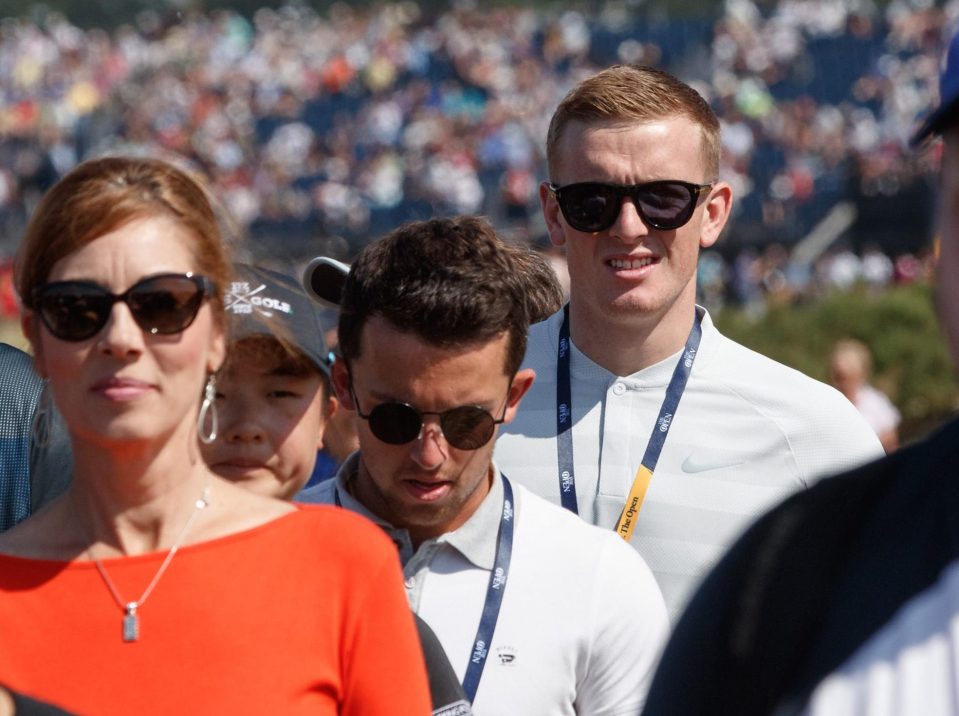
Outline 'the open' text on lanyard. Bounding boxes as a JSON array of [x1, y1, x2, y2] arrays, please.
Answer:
[[555, 304, 703, 542]]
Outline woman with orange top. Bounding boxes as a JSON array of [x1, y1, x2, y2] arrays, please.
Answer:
[[0, 156, 431, 716]]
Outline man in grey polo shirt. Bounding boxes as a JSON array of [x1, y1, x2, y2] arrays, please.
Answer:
[[299, 216, 668, 715], [494, 64, 883, 620]]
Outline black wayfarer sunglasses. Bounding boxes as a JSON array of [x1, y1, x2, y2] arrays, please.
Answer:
[[33, 272, 215, 342], [349, 384, 509, 451], [547, 179, 713, 233]]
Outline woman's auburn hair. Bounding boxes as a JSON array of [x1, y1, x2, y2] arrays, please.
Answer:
[[15, 155, 231, 324]]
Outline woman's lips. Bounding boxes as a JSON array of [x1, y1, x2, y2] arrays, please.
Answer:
[[91, 377, 154, 401]]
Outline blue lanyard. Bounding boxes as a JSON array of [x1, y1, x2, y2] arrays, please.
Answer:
[[461, 475, 514, 704], [556, 306, 579, 513], [555, 305, 703, 519], [335, 474, 514, 705]]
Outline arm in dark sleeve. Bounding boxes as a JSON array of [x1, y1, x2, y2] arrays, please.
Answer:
[[6, 685, 76, 716], [642, 511, 769, 716], [644, 459, 889, 716]]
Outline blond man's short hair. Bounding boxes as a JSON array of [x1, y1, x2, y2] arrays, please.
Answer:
[[546, 65, 720, 181]]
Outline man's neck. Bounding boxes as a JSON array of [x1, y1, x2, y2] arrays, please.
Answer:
[[352, 458, 496, 551], [567, 297, 699, 377]]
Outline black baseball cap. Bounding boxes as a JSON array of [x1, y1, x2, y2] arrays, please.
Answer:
[[913, 28, 959, 144], [225, 263, 332, 376]]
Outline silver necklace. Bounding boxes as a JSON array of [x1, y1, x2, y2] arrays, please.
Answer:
[[87, 485, 211, 643]]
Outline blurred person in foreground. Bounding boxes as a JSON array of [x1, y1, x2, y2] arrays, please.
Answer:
[[207, 261, 470, 715], [494, 64, 883, 620], [642, 28, 959, 715], [299, 217, 668, 715], [0, 344, 71, 532], [0, 156, 430, 714], [830, 337, 901, 452]]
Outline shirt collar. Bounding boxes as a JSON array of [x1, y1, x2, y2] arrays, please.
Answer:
[[331, 454, 415, 563], [554, 303, 715, 385], [441, 467, 503, 571]]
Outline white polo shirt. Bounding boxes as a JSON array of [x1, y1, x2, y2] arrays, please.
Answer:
[[299, 456, 669, 716], [495, 307, 884, 620]]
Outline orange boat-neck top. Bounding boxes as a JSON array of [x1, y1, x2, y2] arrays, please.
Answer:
[[0, 504, 431, 715]]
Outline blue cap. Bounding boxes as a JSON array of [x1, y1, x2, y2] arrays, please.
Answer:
[[913, 28, 959, 144], [225, 263, 332, 376]]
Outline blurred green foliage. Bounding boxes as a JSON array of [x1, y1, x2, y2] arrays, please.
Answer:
[[715, 282, 958, 445]]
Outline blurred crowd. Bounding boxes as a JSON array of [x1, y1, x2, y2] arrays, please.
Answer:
[[0, 0, 954, 291], [698, 240, 934, 316]]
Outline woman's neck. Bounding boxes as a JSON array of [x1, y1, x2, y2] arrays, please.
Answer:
[[68, 426, 212, 556]]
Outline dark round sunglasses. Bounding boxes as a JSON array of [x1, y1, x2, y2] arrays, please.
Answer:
[[32, 272, 215, 342], [547, 180, 713, 233], [349, 384, 508, 451]]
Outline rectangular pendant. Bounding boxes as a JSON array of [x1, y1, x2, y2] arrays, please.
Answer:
[[122, 607, 139, 643]]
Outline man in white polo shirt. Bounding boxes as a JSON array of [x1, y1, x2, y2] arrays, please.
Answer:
[[299, 216, 668, 715], [494, 65, 883, 620]]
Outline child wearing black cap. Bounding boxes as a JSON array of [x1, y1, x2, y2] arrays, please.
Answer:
[[202, 263, 334, 499]]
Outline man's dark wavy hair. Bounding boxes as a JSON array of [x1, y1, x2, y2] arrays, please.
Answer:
[[338, 216, 530, 377]]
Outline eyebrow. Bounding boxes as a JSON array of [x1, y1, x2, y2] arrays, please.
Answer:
[[266, 362, 314, 378], [364, 388, 495, 411]]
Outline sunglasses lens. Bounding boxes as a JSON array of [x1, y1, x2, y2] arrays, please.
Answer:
[[36, 285, 111, 341], [637, 182, 695, 229], [556, 181, 703, 232], [34, 274, 210, 342], [440, 406, 496, 450], [560, 184, 621, 232], [128, 276, 205, 335], [368, 402, 423, 445]]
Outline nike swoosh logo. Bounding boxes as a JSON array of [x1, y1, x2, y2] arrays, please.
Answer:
[[681, 454, 745, 474]]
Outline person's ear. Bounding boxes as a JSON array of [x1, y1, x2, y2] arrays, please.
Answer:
[[541, 182, 568, 248], [699, 181, 733, 249], [207, 320, 227, 374], [331, 360, 355, 410], [503, 368, 536, 424], [326, 392, 341, 420]]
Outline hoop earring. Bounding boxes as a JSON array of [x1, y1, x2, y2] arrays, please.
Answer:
[[31, 380, 54, 450], [197, 374, 218, 445]]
